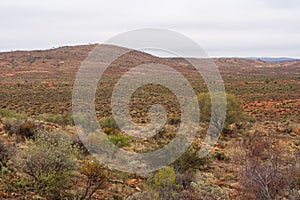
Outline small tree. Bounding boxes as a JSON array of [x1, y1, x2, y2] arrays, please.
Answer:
[[150, 166, 176, 189], [80, 160, 109, 200], [197, 92, 243, 131], [19, 131, 81, 198], [239, 133, 296, 200], [147, 166, 178, 199]]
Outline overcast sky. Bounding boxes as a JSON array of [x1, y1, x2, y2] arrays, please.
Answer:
[[0, 0, 299, 57]]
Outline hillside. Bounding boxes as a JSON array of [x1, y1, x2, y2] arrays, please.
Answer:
[[0, 44, 299, 122], [0, 44, 299, 199], [1, 45, 300, 82]]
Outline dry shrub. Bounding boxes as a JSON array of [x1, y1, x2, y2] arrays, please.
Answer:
[[167, 117, 181, 126], [190, 172, 229, 200], [4, 119, 39, 139], [16, 120, 38, 139], [238, 132, 296, 200], [3, 131, 82, 198], [0, 138, 9, 169], [79, 160, 109, 200], [3, 119, 18, 135]]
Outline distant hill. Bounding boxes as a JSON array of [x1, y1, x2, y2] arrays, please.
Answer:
[[0, 44, 299, 84], [245, 57, 299, 62]]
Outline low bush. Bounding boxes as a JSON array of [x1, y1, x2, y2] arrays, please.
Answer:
[[0, 166, 33, 194], [137, 167, 209, 200], [149, 166, 176, 189], [38, 113, 74, 126], [71, 134, 90, 155], [108, 132, 131, 148], [190, 172, 229, 199], [175, 171, 194, 191], [16, 120, 38, 139], [238, 133, 297, 199], [0, 109, 17, 118], [4, 119, 39, 139], [167, 117, 181, 126], [16, 131, 81, 198], [79, 160, 109, 200], [172, 144, 211, 173], [146, 166, 179, 199], [3, 118, 18, 135], [0, 138, 9, 169], [100, 117, 124, 130], [197, 92, 245, 131], [213, 149, 228, 161], [0, 109, 26, 120]]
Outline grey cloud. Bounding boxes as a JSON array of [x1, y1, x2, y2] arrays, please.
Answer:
[[0, 0, 299, 57]]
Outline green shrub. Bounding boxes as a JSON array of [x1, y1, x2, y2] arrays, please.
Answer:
[[0, 109, 17, 118], [71, 134, 90, 155], [149, 166, 176, 189], [172, 144, 211, 173], [143, 167, 198, 200], [73, 112, 97, 131], [100, 117, 124, 130], [108, 132, 131, 148], [242, 112, 256, 123], [197, 92, 244, 130], [146, 166, 180, 199], [18, 131, 81, 198], [0, 166, 33, 194], [0, 109, 26, 120], [38, 113, 74, 126]]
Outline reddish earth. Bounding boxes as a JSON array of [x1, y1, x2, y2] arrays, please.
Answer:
[[0, 44, 299, 199], [0, 44, 299, 122], [243, 99, 299, 121]]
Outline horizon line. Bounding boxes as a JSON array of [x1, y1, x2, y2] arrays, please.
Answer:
[[0, 44, 299, 59]]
